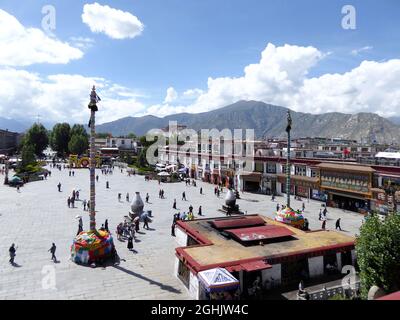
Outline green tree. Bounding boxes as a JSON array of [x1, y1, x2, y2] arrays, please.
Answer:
[[356, 214, 400, 298], [25, 123, 49, 156], [96, 132, 111, 139], [127, 133, 137, 140], [137, 148, 148, 167], [70, 124, 88, 138], [68, 134, 89, 155], [19, 143, 36, 169], [50, 123, 70, 156]]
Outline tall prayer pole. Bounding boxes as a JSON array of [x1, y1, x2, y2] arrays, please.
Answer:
[[88, 86, 100, 231], [286, 110, 292, 209]]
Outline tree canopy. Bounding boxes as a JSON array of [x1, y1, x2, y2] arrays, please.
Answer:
[[50, 123, 71, 156], [356, 214, 400, 298], [68, 134, 89, 155], [24, 123, 49, 156]]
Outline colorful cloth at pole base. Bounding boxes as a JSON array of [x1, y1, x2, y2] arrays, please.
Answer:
[[274, 207, 305, 229], [71, 230, 115, 265]]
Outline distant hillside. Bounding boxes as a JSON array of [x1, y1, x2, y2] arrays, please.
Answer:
[[95, 100, 400, 144], [0, 117, 29, 133]]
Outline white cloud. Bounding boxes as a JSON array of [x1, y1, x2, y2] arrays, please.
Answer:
[[0, 9, 83, 66], [157, 43, 400, 119], [164, 87, 178, 103], [82, 2, 144, 40], [351, 46, 373, 56], [69, 36, 95, 49], [0, 68, 146, 125], [183, 88, 204, 99]]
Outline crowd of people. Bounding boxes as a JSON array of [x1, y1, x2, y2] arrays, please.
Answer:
[[6, 160, 349, 269]]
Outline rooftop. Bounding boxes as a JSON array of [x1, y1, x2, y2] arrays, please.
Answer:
[[176, 215, 355, 273], [316, 163, 376, 173]]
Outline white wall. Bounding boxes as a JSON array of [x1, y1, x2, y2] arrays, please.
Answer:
[[189, 272, 200, 300], [276, 182, 282, 195], [336, 252, 342, 271], [308, 256, 324, 278], [175, 226, 188, 247], [351, 250, 356, 265], [174, 256, 180, 276]]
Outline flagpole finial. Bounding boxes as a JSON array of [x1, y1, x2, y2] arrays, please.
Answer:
[[88, 85, 100, 112]]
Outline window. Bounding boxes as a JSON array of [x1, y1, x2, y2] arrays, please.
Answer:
[[295, 166, 306, 176], [267, 163, 277, 174], [255, 162, 263, 173]]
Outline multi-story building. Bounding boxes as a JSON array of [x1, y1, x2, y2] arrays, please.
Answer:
[[0, 129, 21, 155], [159, 143, 400, 215]]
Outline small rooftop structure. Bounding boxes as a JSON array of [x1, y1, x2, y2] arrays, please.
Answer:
[[175, 215, 355, 273]]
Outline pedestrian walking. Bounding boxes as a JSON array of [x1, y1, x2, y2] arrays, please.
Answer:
[[198, 206, 202, 216], [48, 243, 57, 262], [171, 222, 176, 237], [67, 197, 71, 208], [335, 218, 342, 231], [189, 205, 193, 213], [302, 202, 305, 212], [322, 220, 326, 230], [143, 216, 150, 230], [71, 197, 75, 208], [83, 199, 87, 211], [146, 193, 149, 203], [106, 181, 109, 189], [77, 218, 83, 235], [105, 219, 109, 232], [127, 236, 134, 251], [96, 175, 99, 182], [57, 182, 61, 192], [182, 191, 186, 201], [9, 243, 16, 264], [200, 187, 203, 195], [173, 199, 177, 209]]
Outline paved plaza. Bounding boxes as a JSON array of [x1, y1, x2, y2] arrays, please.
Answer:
[[0, 166, 364, 300]]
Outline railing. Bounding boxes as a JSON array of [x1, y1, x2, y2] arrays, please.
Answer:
[[300, 281, 361, 300]]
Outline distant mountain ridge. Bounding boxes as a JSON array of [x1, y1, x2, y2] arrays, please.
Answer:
[[96, 101, 400, 144]]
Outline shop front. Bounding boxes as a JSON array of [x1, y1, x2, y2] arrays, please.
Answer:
[[317, 163, 374, 214], [239, 172, 262, 192], [277, 174, 319, 199], [261, 173, 277, 195]]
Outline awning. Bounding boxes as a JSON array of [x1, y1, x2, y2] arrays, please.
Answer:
[[198, 268, 239, 293], [240, 260, 272, 272]]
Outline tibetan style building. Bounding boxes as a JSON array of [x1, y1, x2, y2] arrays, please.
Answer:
[[174, 215, 356, 300]]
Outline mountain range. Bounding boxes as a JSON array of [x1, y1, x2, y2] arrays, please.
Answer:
[[95, 101, 400, 144], [1, 101, 400, 144]]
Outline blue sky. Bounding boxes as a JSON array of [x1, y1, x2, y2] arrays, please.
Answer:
[[0, 0, 400, 124]]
